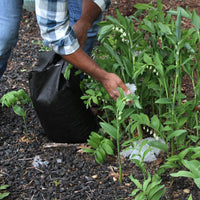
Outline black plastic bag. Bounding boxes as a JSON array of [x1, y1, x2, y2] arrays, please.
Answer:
[[29, 51, 98, 143]]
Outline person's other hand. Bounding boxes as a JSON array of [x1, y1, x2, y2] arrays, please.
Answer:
[[100, 72, 129, 100]]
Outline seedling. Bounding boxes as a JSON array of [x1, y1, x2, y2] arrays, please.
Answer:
[[0, 89, 31, 135], [0, 185, 10, 199]]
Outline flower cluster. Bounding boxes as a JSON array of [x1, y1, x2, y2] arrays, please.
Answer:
[[112, 26, 128, 43], [146, 66, 159, 76]]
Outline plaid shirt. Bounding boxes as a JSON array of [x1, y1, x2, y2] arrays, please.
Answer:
[[35, 0, 110, 55]]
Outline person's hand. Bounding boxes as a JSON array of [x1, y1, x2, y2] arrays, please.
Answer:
[[100, 72, 129, 100]]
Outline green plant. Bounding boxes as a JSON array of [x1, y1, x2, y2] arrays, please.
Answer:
[[0, 185, 10, 199], [53, 180, 61, 187], [188, 194, 193, 200], [93, 0, 200, 155], [82, 131, 115, 164], [129, 173, 166, 200], [84, 88, 141, 183], [0, 89, 31, 134], [170, 159, 200, 189], [81, 0, 200, 192], [31, 39, 52, 52], [124, 140, 153, 176]]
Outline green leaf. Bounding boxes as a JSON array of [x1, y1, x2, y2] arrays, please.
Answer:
[[157, 0, 163, 12], [192, 9, 200, 32], [116, 99, 125, 113], [95, 149, 104, 164], [151, 115, 160, 131], [13, 105, 25, 117], [143, 53, 153, 65], [134, 3, 153, 10], [143, 19, 155, 33], [100, 122, 117, 140], [0, 193, 10, 200], [105, 138, 116, 149], [129, 175, 143, 189], [146, 180, 161, 195], [129, 188, 140, 197], [0, 185, 9, 190], [167, 130, 187, 142], [98, 148, 106, 159], [148, 141, 168, 153], [194, 178, 200, 189], [134, 99, 142, 109], [157, 22, 172, 35], [182, 160, 200, 177], [170, 171, 194, 178], [106, 15, 121, 26], [184, 43, 195, 53], [98, 24, 113, 37], [135, 191, 146, 200], [155, 98, 172, 104], [102, 143, 114, 156], [89, 133, 102, 146], [82, 148, 95, 154], [150, 187, 166, 200], [64, 64, 73, 80], [122, 56, 133, 77], [92, 96, 98, 105], [188, 194, 193, 200], [148, 185, 165, 200], [143, 172, 151, 191], [86, 89, 95, 96], [104, 43, 123, 66], [176, 10, 181, 41], [154, 53, 164, 77], [88, 139, 99, 149], [168, 7, 192, 19]]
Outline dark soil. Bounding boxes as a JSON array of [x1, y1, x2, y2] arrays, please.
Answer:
[[1, 1, 200, 199]]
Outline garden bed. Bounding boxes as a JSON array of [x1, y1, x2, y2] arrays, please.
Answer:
[[1, 1, 200, 199]]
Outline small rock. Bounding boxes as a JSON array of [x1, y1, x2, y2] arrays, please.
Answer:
[[183, 189, 190, 194], [92, 174, 98, 179]]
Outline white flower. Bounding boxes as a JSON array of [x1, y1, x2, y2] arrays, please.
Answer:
[[125, 83, 137, 95], [123, 32, 127, 37], [118, 116, 122, 120], [120, 28, 123, 33], [153, 133, 159, 140]]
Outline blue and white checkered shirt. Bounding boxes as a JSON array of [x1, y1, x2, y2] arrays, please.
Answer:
[[35, 0, 110, 55]]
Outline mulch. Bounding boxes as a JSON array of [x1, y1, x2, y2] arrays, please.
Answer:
[[1, 1, 200, 199]]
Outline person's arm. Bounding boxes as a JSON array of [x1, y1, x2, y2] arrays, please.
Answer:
[[72, 0, 102, 49], [62, 48, 129, 100], [63, 0, 129, 99], [36, 0, 128, 99]]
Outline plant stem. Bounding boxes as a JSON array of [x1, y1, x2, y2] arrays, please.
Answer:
[[116, 117, 122, 183], [23, 116, 28, 135]]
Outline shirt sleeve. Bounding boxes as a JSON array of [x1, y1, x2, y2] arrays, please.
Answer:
[[35, 0, 110, 56], [93, 0, 110, 12]]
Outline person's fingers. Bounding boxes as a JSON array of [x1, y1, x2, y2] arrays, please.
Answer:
[[118, 81, 130, 95]]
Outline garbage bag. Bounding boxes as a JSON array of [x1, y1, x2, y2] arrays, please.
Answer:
[[29, 51, 98, 143]]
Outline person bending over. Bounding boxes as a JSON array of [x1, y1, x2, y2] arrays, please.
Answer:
[[35, 0, 129, 100]]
